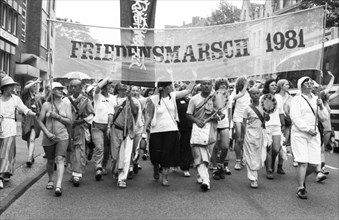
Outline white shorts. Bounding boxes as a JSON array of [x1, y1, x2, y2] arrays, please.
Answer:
[[266, 125, 282, 136], [291, 130, 321, 164]]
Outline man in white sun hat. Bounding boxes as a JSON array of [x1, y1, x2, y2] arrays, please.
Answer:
[[290, 76, 329, 200]]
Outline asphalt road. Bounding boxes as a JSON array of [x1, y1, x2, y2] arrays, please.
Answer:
[[1, 152, 338, 219]]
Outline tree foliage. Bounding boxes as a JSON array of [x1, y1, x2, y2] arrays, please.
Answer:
[[207, 0, 241, 25], [300, 0, 339, 27]]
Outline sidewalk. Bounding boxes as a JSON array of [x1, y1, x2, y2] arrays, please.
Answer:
[[0, 119, 46, 214]]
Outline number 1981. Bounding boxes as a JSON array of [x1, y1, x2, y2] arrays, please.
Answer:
[[266, 29, 305, 52]]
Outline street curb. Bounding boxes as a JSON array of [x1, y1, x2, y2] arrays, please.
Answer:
[[0, 166, 46, 215]]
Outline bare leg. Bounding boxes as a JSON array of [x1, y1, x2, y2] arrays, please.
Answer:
[[46, 159, 54, 182], [27, 129, 36, 163], [55, 156, 65, 188], [297, 163, 307, 189]]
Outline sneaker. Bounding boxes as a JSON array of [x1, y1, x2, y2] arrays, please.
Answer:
[[117, 180, 127, 188], [292, 161, 298, 167], [102, 168, 108, 175], [250, 181, 258, 189], [95, 169, 102, 181], [183, 171, 191, 177], [73, 177, 80, 187], [266, 171, 274, 180], [316, 172, 327, 183], [200, 181, 210, 191], [296, 188, 308, 199], [225, 166, 232, 175], [234, 161, 241, 170]]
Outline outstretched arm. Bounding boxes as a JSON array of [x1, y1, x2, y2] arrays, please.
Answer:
[[322, 71, 335, 95]]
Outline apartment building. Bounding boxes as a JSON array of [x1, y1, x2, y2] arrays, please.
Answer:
[[0, 0, 55, 89]]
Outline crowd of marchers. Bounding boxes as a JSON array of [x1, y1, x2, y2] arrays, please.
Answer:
[[0, 69, 338, 200]]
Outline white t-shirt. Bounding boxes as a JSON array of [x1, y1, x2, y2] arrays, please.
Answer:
[[262, 94, 284, 126], [150, 92, 178, 133], [93, 93, 114, 124], [232, 90, 251, 119]]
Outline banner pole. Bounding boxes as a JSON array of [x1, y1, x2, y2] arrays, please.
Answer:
[[315, 3, 327, 131], [47, 19, 54, 133]]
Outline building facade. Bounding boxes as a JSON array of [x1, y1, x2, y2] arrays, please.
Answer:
[[0, 0, 55, 90]]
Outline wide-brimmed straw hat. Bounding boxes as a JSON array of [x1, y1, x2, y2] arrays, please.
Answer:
[[0, 76, 18, 88]]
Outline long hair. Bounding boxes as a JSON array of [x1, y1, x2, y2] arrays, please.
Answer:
[[276, 79, 289, 94], [235, 77, 247, 94], [262, 78, 276, 95]]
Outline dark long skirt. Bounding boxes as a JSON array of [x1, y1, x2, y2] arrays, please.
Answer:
[[149, 131, 180, 168]]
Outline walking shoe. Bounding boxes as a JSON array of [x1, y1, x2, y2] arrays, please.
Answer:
[[292, 161, 298, 167], [212, 170, 220, 180], [183, 171, 191, 177], [321, 167, 329, 175], [250, 181, 258, 189], [316, 172, 327, 183], [73, 177, 80, 187], [296, 188, 308, 199], [127, 170, 134, 180], [117, 181, 127, 188], [54, 187, 62, 197], [234, 161, 241, 170], [95, 169, 102, 181], [102, 168, 108, 175], [217, 164, 225, 179], [133, 163, 139, 174], [266, 171, 274, 180], [200, 181, 210, 191], [225, 166, 232, 175], [153, 165, 160, 180], [277, 166, 286, 175]]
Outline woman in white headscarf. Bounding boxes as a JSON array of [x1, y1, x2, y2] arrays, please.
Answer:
[[290, 76, 329, 200]]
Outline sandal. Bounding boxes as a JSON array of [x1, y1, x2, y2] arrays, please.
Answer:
[[46, 181, 54, 190], [55, 187, 62, 197]]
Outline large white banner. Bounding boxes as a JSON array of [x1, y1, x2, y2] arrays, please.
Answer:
[[53, 7, 324, 82]]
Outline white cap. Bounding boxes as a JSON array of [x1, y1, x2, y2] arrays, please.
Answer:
[[297, 76, 311, 90], [52, 82, 64, 89]]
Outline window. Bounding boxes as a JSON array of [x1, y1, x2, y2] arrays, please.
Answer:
[[0, 51, 11, 73], [21, 7, 27, 42], [1, 5, 7, 29], [42, 0, 49, 14], [41, 24, 48, 48], [12, 13, 17, 35], [7, 10, 12, 33]]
